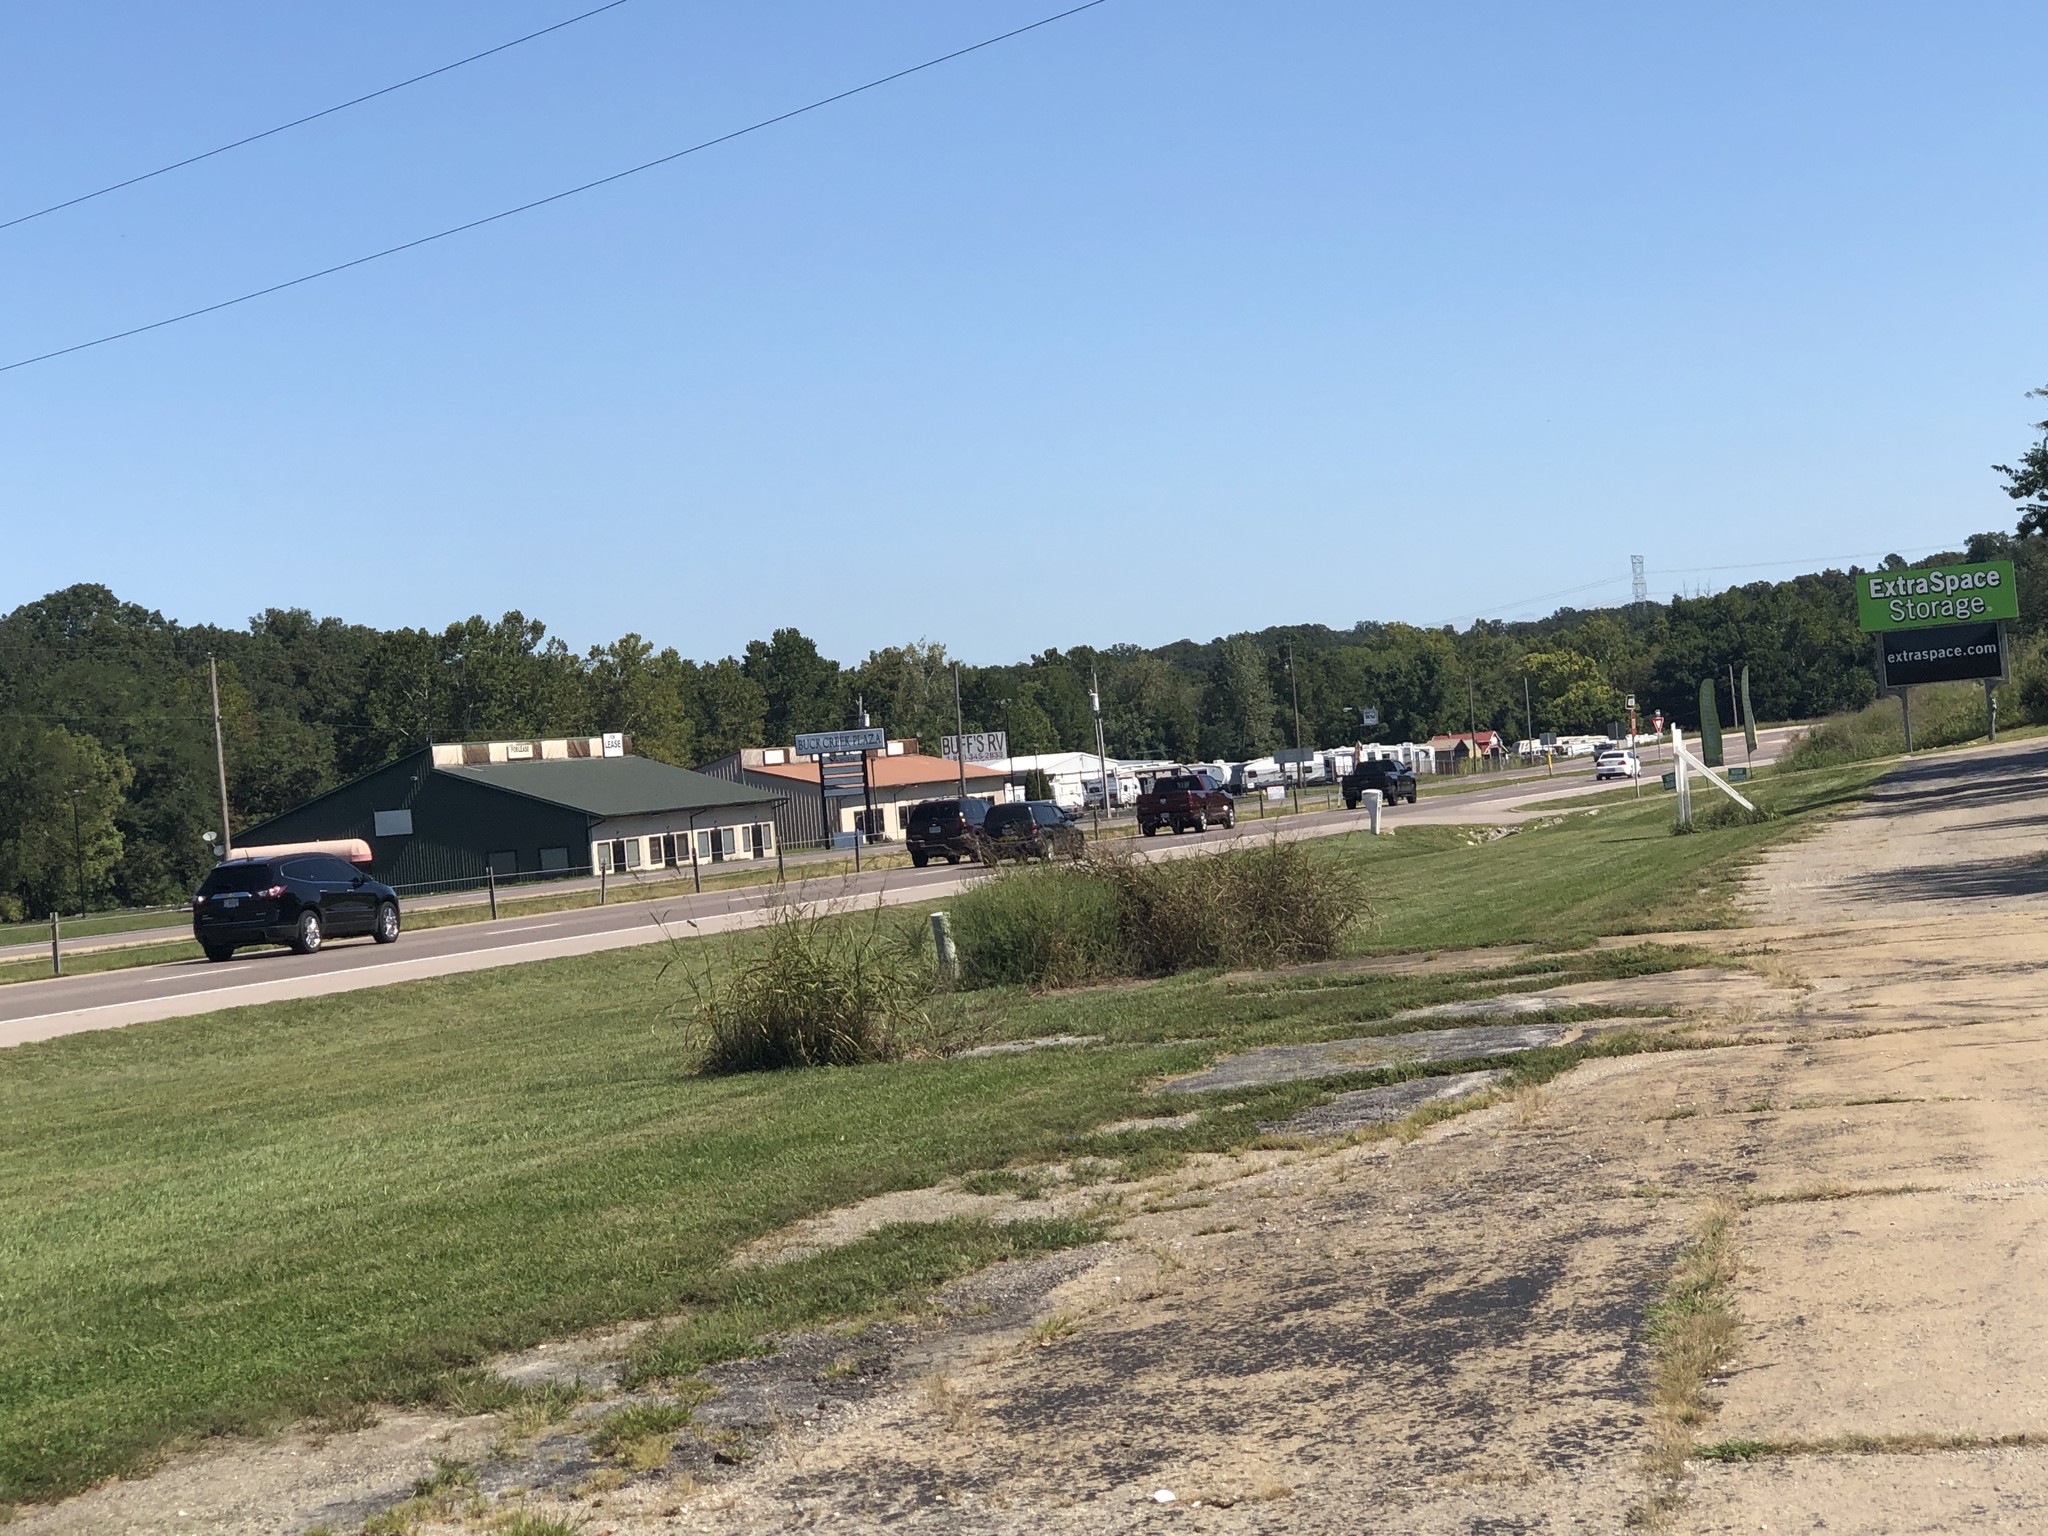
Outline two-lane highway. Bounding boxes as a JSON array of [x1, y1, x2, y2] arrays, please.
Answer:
[[0, 725, 1802, 1049]]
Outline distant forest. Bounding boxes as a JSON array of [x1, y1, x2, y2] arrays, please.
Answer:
[[5, 529, 2046, 916]]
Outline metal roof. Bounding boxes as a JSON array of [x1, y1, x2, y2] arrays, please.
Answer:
[[438, 755, 784, 818]]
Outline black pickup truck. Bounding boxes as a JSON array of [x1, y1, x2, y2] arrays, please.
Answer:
[[1342, 759, 1417, 808]]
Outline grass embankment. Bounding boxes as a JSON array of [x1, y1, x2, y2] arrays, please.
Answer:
[[1785, 683, 2040, 769], [0, 760, 1879, 1506]]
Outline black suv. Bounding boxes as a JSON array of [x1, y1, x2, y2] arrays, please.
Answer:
[[980, 800, 1085, 863], [905, 798, 993, 867], [1342, 759, 1418, 808], [192, 855, 402, 961]]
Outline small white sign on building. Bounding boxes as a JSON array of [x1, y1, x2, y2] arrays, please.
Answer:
[[601, 732, 625, 758]]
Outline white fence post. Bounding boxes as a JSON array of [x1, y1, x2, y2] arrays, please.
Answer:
[[1673, 725, 1691, 827]]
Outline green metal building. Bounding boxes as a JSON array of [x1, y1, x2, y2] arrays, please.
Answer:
[[236, 737, 785, 889]]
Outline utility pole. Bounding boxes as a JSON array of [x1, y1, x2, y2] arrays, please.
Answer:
[[952, 663, 967, 801], [1287, 642, 1305, 810], [1090, 668, 1111, 828], [1523, 673, 1533, 746], [209, 655, 234, 859], [1467, 677, 1479, 775]]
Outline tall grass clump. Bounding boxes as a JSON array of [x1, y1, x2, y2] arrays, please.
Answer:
[[951, 837, 1368, 989], [1785, 680, 1999, 769], [679, 904, 927, 1073], [948, 861, 1124, 988]]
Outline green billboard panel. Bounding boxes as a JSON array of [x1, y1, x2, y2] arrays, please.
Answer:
[[1857, 560, 2018, 632]]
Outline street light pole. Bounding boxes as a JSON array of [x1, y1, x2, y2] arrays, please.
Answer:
[[209, 655, 234, 859], [952, 662, 968, 802]]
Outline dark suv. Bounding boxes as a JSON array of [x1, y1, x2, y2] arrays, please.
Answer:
[[905, 798, 993, 867], [1342, 759, 1418, 808], [192, 855, 401, 961], [981, 800, 1084, 863]]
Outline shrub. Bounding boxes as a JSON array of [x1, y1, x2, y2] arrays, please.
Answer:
[[949, 862, 1124, 988], [680, 904, 927, 1073], [949, 836, 1368, 989], [1785, 680, 1998, 770]]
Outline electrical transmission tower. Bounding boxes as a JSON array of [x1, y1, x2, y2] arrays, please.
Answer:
[[1630, 554, 1647, 606]]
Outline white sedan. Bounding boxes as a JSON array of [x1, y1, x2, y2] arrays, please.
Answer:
[[1594, 750, 1641, 780]]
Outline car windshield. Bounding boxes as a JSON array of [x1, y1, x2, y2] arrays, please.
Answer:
[[198, 863, 274, 896]]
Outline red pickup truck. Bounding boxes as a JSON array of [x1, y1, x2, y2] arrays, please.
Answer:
[[1137, 771, 1237, 836]]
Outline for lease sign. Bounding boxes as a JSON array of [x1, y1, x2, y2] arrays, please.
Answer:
[[1856, 560, 2019, 632]]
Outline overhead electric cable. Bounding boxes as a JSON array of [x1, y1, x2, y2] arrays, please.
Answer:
[[1458, 543, 1958, 625], [0, 0, 634, 233], [0, 0, 1109, 376]]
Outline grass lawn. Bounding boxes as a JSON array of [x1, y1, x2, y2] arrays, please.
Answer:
[[0, 759, 1882, 1507]]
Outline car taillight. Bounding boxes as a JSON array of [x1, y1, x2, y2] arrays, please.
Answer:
[[255, 885, 286, 900]]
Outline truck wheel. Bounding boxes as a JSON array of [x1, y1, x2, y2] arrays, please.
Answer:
[[911, 850, 929, 867], [290, 910, 323, 955], [1191, 813, 1207, 833], [1142, 822, 1158, 837], [1221, 807, 1236, 828], [202, 944, 235, 963]]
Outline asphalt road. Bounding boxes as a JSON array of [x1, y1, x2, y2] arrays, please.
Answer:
[[0, 727, 1800, 1048]]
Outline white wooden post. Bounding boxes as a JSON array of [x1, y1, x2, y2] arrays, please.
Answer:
[[1673, 725, 1691, 827]]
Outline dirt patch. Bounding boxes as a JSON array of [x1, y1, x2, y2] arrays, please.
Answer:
[[1159, 1021, 1607, 1094], [1261, 1070, 1503, 1135]]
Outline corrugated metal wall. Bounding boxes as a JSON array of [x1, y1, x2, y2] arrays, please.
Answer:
[[697, 759, 832, 847]]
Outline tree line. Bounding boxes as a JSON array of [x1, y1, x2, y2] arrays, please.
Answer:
[[5, 529, 2047, 918]]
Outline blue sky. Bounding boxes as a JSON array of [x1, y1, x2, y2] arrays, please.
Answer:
[[3, 2, 2043, 662]]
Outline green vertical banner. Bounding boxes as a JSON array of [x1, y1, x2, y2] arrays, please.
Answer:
[[1740, 665, 1757, 754], [1699, 679, 1724, 767]]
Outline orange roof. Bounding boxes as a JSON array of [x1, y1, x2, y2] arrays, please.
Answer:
[[748, 753, 1006, 790]]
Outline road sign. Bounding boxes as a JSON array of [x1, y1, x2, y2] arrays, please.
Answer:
[[795, 728, 887, 757], [940, 731, 1009, 764], [1876, 623, 2008, 687], [1362, 707, 1380, 727], [1857, 560, 2018, 633], [601, 731, 624, 758]]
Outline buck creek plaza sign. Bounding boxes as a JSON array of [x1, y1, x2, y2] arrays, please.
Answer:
[[1857, 560, 2019, 632]]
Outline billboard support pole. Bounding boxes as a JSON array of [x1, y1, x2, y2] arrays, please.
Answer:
[[1901, 688, 1913, 753], [1988, 678, 1999, 743]]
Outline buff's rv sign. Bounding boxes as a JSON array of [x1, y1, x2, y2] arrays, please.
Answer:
[[1856, 560, 2019, 633]]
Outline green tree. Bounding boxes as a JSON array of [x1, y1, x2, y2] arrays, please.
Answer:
[[0, 723, 131, 916], [1201, 636, 1277, 759], [743, 629, 844, 743], [1995, 385, 2048, 537], [1524, 649, 1624, 734]]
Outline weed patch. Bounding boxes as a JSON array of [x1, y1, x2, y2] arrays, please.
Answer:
[[678, 904, 928, 1073], [951, 838, 1367, 989], [1641, 1199, 1742, 1489]]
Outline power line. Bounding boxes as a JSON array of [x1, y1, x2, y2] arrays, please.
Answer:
[[0, 1, 635, 234], [0, 1, 1112, 376], [1459, 542, 1956, 625]]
